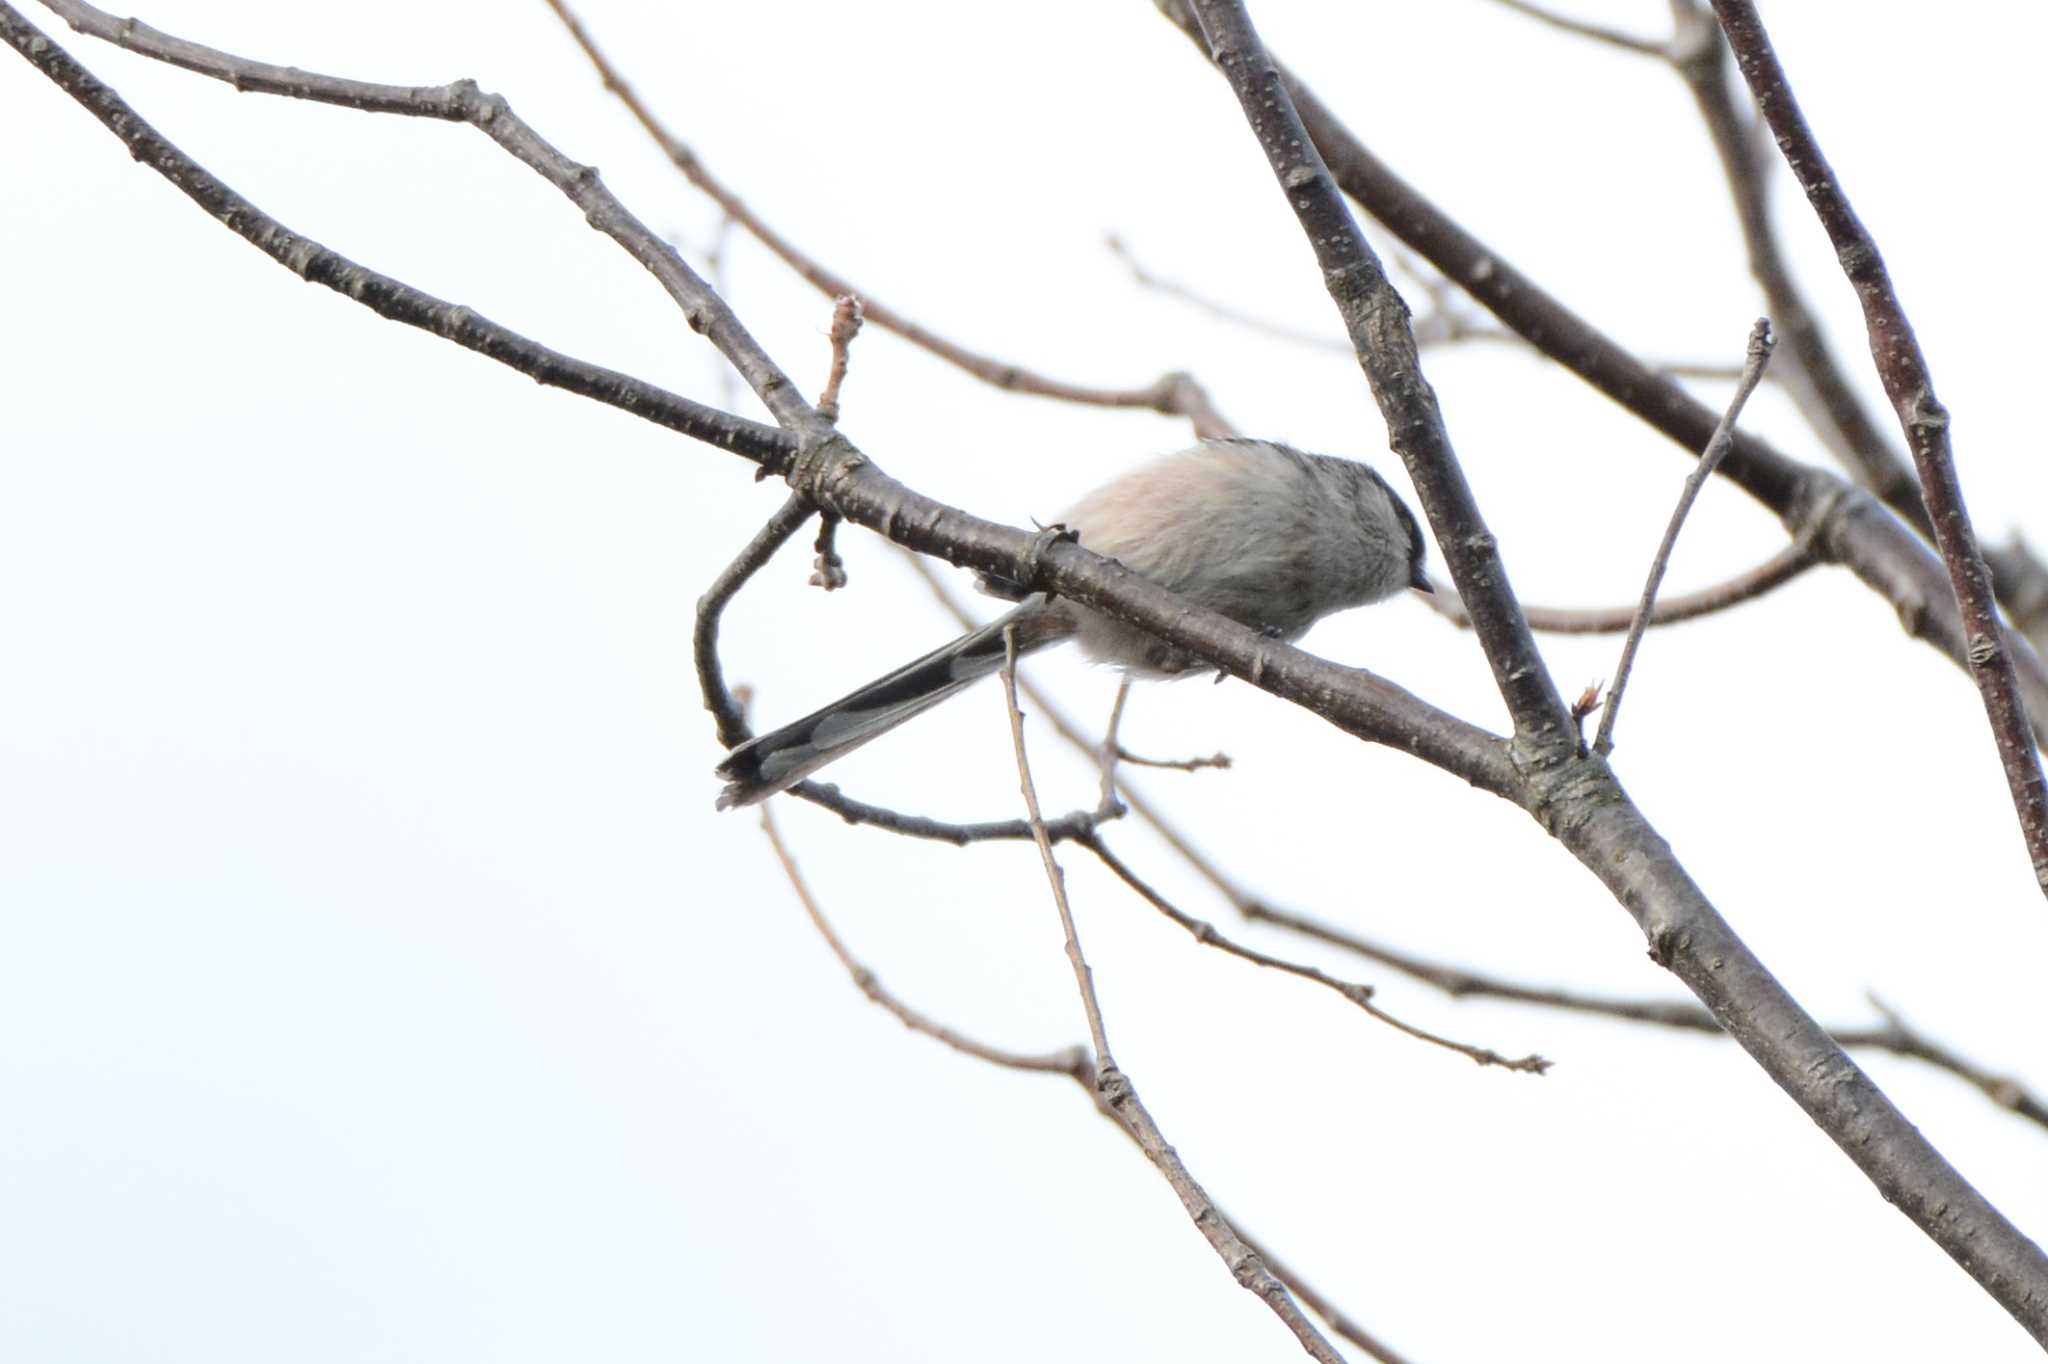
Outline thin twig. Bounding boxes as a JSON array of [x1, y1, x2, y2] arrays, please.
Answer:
[[998, 629, 1349, 1364], [1002, 628, 1116, 1066], [696, 494, 819, 745], [761, 801, 1090, 1076], [1106, 233, 1351, 352], [34, 0, 820, 437], [1710, 0, 2048, 896], [1114, 744, 1233, 772], [1242, 900, 2048, 1134], [1483, 0, 1667, 55], [815, 293, 862, 424], [766, 794, 1412, 1362], [1082, 835, 1548, 1074], [543, 0, 1238, 439], [1424, 526, 1822, 635], [1595, 319, 1775, 754]]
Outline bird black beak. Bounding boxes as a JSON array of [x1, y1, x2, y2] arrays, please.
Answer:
[[1410, 566, 1435, 594]]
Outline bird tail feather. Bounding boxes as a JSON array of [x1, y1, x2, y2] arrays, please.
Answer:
[[715, 601, 1071, 808]]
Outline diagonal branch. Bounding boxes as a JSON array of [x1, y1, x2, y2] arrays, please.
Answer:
[[1239, 35, 2048, 754], [1247, 900, 2048, 1135], [541, 0, 1238, 439], [1181, 0, 1575, 761], [1707, 0, 2048, 898], [1081, 834, 1548, 1073], [998, 636, 1348, 1364]]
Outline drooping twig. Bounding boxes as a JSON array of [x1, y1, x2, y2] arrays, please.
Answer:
[[1106, 232, 1351, 353], [760, 801, 1090, 1076], [1425, 527, 1821, 635], [542, 0, 1238, 439], [1081, 834, 1549, 1074], [998, 631, 1348, 1364], [696, 498, 1120, 844], [1156, 1, 2048, 1336], [1595, 319, 1775, 755], [696, 494, 819, 745], [1709, 0, 2048, 897], [763, 797, 1414, 1363]]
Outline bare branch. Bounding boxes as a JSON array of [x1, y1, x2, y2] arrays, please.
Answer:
[[1482, 0, 1668, 56], [1595, 319, 1775, 754], [1424, 527, 1822, 635], [1709, 0, 2048, 898], [29, 0, 810, 456], [1660, 0, 1932, 528], [1182, 0, 1575, 759], [542, 0, 1238, 439], [696, 494, 819, 747], [998, 632, 1348, 1364], [1106, 233, 1352, 353], [1082, 836, 1548, 1073], [768, 794, 1414, 1362], [814, 294, 862, 425], [1240, 29, 2048, 753], [1244, 901, 2048, 1135], [760, 802, 1090, 1076]]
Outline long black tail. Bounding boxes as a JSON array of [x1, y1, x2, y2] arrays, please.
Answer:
[[715, 601, 1073, 808]]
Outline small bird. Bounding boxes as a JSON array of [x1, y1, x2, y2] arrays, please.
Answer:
[[714, 437, 1430, 808]]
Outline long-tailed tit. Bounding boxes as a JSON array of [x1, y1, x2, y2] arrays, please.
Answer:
[[715, 437, 1430, 808]]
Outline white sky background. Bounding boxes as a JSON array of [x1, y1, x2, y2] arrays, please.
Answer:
[[3, 1, 2046, 1359]]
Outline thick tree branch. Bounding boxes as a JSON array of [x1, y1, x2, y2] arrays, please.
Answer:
[[1707, 0, 2048, 896], [1183, 0, 1576, 763], [1244, 37, 2048, 752]]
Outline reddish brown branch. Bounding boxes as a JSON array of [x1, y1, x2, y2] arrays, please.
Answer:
[[1709, 0, 2048, 897]]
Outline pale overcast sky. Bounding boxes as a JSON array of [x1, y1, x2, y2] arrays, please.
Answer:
[[4, 3, 2046, 1360]]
